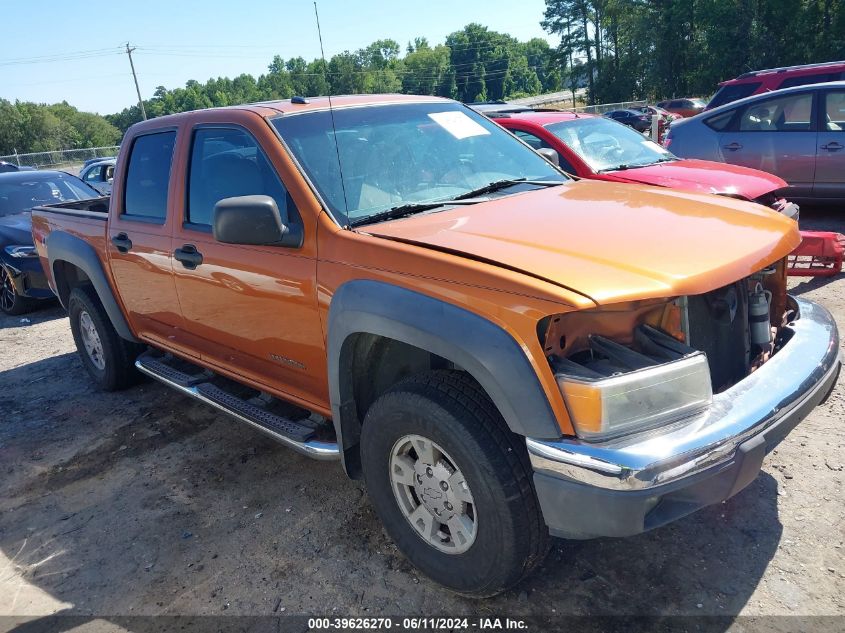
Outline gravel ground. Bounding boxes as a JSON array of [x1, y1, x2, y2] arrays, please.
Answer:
[[1, 209, 843, 627]]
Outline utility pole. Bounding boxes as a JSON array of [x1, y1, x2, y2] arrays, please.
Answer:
[[125, 43, 147, 120]]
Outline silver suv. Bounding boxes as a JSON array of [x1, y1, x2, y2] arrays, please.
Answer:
[[665, 81, 845, 204]]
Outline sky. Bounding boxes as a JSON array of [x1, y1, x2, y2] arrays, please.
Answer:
[[0, 0, 557, 115]]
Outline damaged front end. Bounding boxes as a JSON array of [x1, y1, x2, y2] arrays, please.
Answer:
[[540, 260, 792, 441], [528, 262, 839, 539]]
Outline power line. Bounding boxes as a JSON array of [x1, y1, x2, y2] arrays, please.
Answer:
[[0, 48, 124, 67]]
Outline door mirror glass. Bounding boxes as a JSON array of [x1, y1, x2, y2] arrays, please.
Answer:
[[212, 195, 303, 247]]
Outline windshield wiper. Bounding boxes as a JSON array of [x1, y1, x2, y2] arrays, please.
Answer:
[[451, 178, 564, 201], [598, 157, 677, 173], [598, 164, 634, 173], [350, 199, 484, 228], [350, 179, 564, 228]]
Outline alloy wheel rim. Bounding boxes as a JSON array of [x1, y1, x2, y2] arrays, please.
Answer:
[[1, 268, 15, 313], [79, 311, 106, 370], [389, 434, 477, 554]]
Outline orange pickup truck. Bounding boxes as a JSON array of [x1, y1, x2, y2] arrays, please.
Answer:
[[32, 94, 840, 596]]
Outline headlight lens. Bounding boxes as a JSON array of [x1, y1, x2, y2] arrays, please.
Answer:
[[4, 245, 38, 258], [557, 353, 713, 440]]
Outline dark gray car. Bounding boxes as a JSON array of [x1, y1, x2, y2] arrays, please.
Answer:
[[665, 81, 845, 203]]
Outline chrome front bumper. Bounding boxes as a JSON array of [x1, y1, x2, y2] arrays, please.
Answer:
[[528, 297, 840, 495]]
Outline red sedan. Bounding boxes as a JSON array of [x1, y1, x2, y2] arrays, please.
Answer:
[[489, 111, 796, 213]]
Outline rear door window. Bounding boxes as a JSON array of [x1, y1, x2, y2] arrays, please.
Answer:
[[123, 131, 176, 221], [738, 92, 814, 131], [824, 90, 845, 131]]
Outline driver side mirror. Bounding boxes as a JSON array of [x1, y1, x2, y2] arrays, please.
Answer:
[[213, 195, 303, 248], [537, 147, 560, 167]]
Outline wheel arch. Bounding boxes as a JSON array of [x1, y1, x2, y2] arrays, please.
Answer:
[[327, 280, 561, 477], [46, 231, 138, 342]]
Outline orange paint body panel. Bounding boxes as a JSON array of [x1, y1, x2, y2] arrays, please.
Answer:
[[30, 95, 801, 437]]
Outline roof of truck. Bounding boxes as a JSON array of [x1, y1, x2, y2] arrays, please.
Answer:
[[139, 94, 450, 128]]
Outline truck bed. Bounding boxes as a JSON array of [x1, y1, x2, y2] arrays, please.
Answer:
[[32, 196, 110, 220], [31, 197, 112, 299]]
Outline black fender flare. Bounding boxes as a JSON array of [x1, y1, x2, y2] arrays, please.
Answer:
[[46, 231, 138, 342], [327, 280, 561, 470]]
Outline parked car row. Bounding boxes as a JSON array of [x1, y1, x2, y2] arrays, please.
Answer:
[[471, 62, 845, 207], [474, 107, 797, 216]]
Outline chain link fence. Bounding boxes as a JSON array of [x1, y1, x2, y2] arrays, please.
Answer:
[[0, 146, 120, 173], [571, 100, 648, 114], [508, 90, 648, 114]]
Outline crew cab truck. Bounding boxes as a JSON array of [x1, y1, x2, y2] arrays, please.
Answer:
[[32, 95, 840, 597]]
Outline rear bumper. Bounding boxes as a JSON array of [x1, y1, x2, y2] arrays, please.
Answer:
[[528, 297, 840, 539]]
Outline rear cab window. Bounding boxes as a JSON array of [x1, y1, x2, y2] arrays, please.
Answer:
[[123, 131, 176, 222]]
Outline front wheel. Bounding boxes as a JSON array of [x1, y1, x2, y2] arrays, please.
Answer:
[[361, 370, 550, 597]]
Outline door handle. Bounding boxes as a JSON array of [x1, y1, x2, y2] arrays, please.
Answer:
[[174, 244, 203, 269], [723, 142, 743, 151], [821, 141, 844, 151], [111, 232, 132, 253]]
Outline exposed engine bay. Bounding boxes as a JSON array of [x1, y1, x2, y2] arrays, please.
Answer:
[[541, 258, 791, 394]]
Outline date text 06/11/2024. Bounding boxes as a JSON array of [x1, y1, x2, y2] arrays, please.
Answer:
[[306, 617, 528, 630]]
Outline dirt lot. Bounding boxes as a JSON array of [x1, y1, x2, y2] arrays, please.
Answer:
[[1, 209, 844, 627]]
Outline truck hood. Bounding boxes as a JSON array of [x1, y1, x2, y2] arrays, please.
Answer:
[[366, 180, 800, 305], [606, 159, 787, 201], [0, 212, 34, 247]]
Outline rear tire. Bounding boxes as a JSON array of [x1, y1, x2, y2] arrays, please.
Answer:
[[361, 370, 550, 597], [68, 285, 144, 391]]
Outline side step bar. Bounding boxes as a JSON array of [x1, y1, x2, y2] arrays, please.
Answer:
[[135, 355, 340, 461]]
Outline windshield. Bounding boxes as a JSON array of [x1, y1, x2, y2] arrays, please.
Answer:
[[272, 102, 567, 224], [0, 173, 99, 217], [545, 117, 676, 173]]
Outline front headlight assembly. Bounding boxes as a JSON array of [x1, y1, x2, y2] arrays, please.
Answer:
[[4, 245, 38, 258], [551, 326, 713, 441]]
